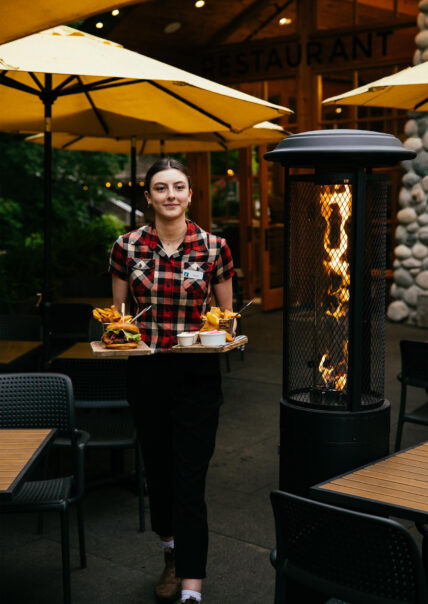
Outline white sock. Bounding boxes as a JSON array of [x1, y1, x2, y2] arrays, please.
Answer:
[[181, 589, 201, 602], [160, 538, 174, 550]]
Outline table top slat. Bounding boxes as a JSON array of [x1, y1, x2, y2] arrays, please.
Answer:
[[338, 473, 428, 496], [319, 482, 428, 512], [323, 476, 428, 504]]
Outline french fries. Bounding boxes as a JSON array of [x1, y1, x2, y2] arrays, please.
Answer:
[[199, 307, 240, 342], [92, 305, 132, 324]]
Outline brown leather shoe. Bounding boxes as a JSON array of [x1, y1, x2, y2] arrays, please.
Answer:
[[154, 548, 182, 602]]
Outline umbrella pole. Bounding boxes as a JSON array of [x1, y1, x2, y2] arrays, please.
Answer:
[[130, 136, 137, 229], [42, 73, 53, 369]]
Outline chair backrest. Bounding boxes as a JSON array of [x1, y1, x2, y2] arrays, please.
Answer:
[[50, 303, 93, 338], [0, 373, 75, 434], [49, 358, 128, 403], [0, 314, 42, 340], [270, 490, 428, 604], [400, 340, 428, 388]]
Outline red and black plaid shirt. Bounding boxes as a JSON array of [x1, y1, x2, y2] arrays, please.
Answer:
[[109, 220, 234, 353]]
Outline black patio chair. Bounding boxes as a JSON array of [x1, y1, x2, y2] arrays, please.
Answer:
[[0, 373, 88, 604], [395, 340, 428, 452], [49, 356, 145, 532], [270, 489, 428, 604], [0, 313, 42, 340]]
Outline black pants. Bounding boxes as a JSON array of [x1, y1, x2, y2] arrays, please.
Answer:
[[127, 353, 222, 579]]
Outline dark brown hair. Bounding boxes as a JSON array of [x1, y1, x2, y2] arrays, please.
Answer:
[[145, 157, 191, 193]]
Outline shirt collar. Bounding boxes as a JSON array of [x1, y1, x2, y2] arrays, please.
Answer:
[[143, 220, 207, 255]]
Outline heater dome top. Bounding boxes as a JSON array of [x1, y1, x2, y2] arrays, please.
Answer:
[[264, 129, 415, 167]]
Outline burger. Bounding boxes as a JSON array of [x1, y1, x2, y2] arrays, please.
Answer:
[[102, 321, 141, 349]]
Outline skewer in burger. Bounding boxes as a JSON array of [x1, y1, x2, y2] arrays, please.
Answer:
[[102, 321, 141, 349]]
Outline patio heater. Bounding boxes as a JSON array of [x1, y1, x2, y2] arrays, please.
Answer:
[[265, 130, 415, 495]]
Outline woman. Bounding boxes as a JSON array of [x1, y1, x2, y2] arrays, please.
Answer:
[[109, 158, 234, 604]]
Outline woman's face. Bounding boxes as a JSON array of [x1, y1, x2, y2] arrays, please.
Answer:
[[145, 168, 191, 221]]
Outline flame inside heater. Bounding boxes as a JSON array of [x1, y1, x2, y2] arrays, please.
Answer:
[[318, 184, 351, 391]]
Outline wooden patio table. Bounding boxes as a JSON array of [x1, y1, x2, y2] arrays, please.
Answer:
[[55, 342, 94, 359], [0, 340, 42, 368], [0, 428, 56, 500], [311, 440, 428, 525]]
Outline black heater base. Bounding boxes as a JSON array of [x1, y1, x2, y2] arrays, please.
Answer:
[[279, 398, 390, 496]]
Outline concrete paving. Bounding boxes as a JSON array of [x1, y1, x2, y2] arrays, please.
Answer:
[[1, 310, 427, 603]]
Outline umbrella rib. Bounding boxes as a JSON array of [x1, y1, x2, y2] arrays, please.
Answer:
[[76, 75, 109, 135], [57, 77, 129, 96], [29, 72, 44, 91], [62, 136, 84, 150], [139, 140, 147, 155], [414, 97, 428, 110], [148, 81, 233, 130], [0, 72, 41, 96], [53, 75, 80, 94]]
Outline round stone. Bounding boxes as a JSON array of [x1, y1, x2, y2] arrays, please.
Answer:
[[407, 221, 420, 233], [417, 116, 428, 137], [422, 175, 428, 192], [419, 226, 428, 244], [393, 259, 401, 269], [417, 12, 426, 29], [418, 213, 428, 225], [397, 208, 417, 224], [422, 48, 428, 61], [405, 120, 419, 138], [416, 270, 428, 288], [404, 285, 423, 306], [408, 311, 418, 325], [422, 130, 428, 151], [395, 244, 412, 259], [415, 201, 427, 215], [410, 268, 421, 276], [419, 0, 428, 14], [423, 257, 428, 269], [413, 242, 428, 259], [402, 171, 420, 187], [410, 183, 426, 204], [407, 234, 418, 246], [413, 150, 428, 175], [395, 224, 408, 243], [405, 137, 423, 153], [399, 188, 411, 207], [402, 257, 422, 268], [416, 29, 428, 48], [402, 159, 414, 172], [390, 283, 404, 299], [387, 300, 409, 322], [414, 48, 422, 65], [394, 268, 414, 287]]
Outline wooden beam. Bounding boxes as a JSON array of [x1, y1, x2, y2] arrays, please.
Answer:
[[206, 0, 269, 46]]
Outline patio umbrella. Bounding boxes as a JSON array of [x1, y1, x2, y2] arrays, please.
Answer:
[[27, 121, 287, 228], [0, 25, 290, 362], [322, 61, 428, 111], [0, 0, 144, 44]]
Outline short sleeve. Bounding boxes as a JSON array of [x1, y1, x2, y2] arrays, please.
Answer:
[[108, 237, 128, 281], [212, 238, 234, 284]]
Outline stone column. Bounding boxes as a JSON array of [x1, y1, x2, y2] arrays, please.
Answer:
[[387, 0, 428, 326]]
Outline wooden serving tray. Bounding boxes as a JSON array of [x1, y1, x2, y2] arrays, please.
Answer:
[[90, 341, 152, 357], [172, 334, 248, 353]]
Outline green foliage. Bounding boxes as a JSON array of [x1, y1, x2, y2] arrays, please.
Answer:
[[0, 133, 127, 306]]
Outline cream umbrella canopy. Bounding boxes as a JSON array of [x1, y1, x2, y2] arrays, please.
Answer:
[[0, 25, 290, 361], [27, 121, 286, 225], [322, 62, 428, 111], [0, 0, 145, 44]]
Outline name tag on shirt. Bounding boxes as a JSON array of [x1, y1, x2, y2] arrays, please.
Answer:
[[183, 269, 204, 280]]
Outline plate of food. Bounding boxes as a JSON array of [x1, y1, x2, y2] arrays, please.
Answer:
[[90, 305, 152, 357]]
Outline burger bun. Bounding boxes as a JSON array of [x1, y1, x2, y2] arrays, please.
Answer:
[[107, 321, 139, 334], [104, 341, 138, 350]]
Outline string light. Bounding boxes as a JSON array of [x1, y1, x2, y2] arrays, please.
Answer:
[[112, 9, 120, 16], [128, 181, 132, 187], [227, 169, 235, 176], [139, 181, 145, 187], [195, 0, 205, 7], [105, 182, 111, 188], [335, 107, 343, 114], [279, 17, 292, 25], [83, 185, 89, 191], [95, 22, 104, 29], [117, 182, 123, 188]]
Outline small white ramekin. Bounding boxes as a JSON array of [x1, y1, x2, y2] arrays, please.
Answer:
[[177, 332, 198, 346], [199, 330, 226, 346]]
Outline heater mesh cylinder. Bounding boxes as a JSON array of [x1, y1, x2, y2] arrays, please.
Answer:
[[284, 174, 387, 411]]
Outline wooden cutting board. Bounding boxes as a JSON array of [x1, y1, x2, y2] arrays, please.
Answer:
[[172, 334, 248, 353], [90, 341, 152, 357]]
